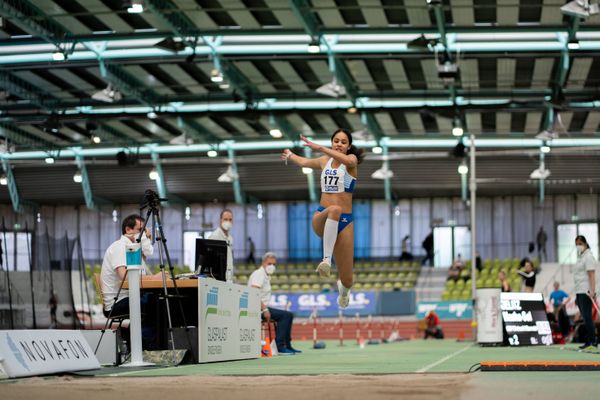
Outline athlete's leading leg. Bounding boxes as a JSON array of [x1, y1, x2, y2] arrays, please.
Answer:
[[312, 205, 342, 277], [333, 223, 354, 308]]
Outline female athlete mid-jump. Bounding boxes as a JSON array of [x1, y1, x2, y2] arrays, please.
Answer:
[[282, 130, 364, 308]]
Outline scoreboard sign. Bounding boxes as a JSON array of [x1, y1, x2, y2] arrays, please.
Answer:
[[500, 292, 553, 346]]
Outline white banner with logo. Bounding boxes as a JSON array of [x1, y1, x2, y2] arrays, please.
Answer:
[[0, 330, 100, 378], [197, 278, 261, 363], [476, 288, 503, 344]]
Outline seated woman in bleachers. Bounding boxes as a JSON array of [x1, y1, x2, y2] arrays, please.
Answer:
[[498, 270, 511, 292], [447, 254, 464, 281]]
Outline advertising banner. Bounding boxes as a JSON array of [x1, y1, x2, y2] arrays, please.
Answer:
[[197, 278, 261, 363], [416, 301, 473, 320], [0, 330, 100, 378], [269, 291, 377, 317], [476, 288, 503, 344]]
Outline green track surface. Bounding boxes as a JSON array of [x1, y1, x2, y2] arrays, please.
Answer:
[[92, 340, 600, 377]]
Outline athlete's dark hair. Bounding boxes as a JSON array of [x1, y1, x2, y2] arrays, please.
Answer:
[[331, 129, 365, 164]]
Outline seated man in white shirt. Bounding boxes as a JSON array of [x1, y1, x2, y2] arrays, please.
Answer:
[[100, 214, 165, 349], [248, 252, 301, 355]]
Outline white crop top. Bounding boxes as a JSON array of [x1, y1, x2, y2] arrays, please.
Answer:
[[320, 158, 357, 193]]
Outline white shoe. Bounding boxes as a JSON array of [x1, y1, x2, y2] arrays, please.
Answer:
[[337, 280, 350, 309], [316, 259, 331, 278]]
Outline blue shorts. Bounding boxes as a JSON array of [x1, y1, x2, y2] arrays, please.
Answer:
[[316, 206, 353, 234]]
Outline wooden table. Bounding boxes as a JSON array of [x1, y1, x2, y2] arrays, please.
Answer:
[[123, 278, 199, 289]]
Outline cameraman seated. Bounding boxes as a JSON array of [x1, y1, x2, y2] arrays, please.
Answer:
[[100, 214, 165, 350], [248, 252, 300, 355]]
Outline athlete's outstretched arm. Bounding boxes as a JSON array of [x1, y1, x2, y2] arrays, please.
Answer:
[[281, 148, 324, 169], [300, 135, 358, 168]]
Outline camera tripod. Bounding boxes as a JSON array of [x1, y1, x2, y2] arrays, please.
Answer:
[[138, 191, 195, 360]]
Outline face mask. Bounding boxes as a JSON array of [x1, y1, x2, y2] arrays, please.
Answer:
[[221, 221, 232, 231], [265, 264, 276, 275], [576, 245, 585, 254]]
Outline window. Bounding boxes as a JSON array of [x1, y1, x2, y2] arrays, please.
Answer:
[[557, 223, 599, 264]]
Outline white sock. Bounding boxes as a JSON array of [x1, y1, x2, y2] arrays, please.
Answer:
[[338, 280, 350, 294], [323, 218, 339, 262]]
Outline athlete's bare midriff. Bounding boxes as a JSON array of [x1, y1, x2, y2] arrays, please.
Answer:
[[319, 192, 353, 213]]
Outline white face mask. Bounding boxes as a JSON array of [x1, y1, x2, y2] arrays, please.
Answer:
[[221, 221, 232, 231], [576, 245, 585, 254], [265, 264, 276, 275]]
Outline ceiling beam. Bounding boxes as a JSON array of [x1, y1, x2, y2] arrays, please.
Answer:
[[4, 137, 600, 161], [0, 0, 72, 53], [73, 149, 95, 210], [0, 69, 58, 110], [0, 157, 23, 213], [0, 122, 55, 149], [225, 142, 245, 204], [144, 0, 198, 45]]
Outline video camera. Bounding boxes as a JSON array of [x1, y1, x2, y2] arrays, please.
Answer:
[[140, 189, 168, 210]]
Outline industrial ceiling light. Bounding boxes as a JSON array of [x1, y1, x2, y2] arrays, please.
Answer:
[[73, 171, 83, 183], [307, 41, 321, 54], [372, 146, 383, 154], [371, 163, 394, 180], [43, 113, 61, 133], [126, 0, 144, 13], [52, 50, 65, 61], [169, 132, 193, 145], [568, 39, 580, 50], [0, 173, 7, 185], [316, 77, 346, 98], [452, 117, 464, 136], [560, 0, 599, 18], [45, 156, 55, 164], [92, 135, 101, 144], [437, 51, 460, 81], [451, 139, 467, 158], [149, 168, 159, 180], [269, 128, 283, 138], [92, 84, 122, 103], [541, 144, 551, 153], [458, 160, 469, 175], [407, 34, 438, 50], [535, 129, 558, 141], [207, 149, 218, 157], [530, 164, 551, 179], [347, 105, 358, 114], [217, 165, 238, 183], [210, 68, 224, 83], [147, 110, 158, 119], [302, 167, 313, 175], [154, 37, 185, 52], [218, 82, 230, 89]]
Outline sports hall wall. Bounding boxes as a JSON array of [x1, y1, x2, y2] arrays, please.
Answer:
[[1, 193, 599, 269]]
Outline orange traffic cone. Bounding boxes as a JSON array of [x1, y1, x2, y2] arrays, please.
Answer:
[[261, 339, 272, 357]]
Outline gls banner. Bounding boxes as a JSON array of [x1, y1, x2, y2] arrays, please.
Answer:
[[269, 291, 377, 317], [416, 301, 473, 320]]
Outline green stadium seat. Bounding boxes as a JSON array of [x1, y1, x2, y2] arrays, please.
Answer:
[[441, 291, 450, 301]]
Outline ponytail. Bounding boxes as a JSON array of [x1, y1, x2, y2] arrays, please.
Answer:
[[347, 144, 365, 164]]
